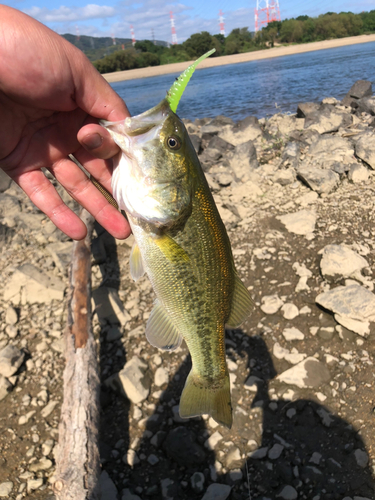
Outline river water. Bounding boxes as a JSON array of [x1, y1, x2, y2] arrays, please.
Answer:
[[111, 41, 375, 122]]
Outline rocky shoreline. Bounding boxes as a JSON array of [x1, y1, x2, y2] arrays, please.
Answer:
[[1, 79, 375, 500]]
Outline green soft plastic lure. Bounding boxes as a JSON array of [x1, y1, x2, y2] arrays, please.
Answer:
[[166, 48, 215, 112]]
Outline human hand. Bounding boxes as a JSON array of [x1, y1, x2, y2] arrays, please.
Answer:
[[0, 6, 131, 240]]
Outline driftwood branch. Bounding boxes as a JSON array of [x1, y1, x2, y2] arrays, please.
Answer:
[[53, 209, 101, 500]]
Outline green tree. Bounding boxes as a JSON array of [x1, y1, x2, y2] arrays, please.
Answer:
[[301, 18, 316, 42], [183, 31, 217, 58], [280, 19, 304, 43], [136, 52, 160, 67], [361, 10, 375, 32], [225, 27, 255, 54]]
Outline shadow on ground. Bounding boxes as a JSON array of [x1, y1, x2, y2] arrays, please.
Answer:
[[95, 227, 375, 500]]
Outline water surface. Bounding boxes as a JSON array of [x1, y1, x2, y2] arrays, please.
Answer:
[[111, 41, 375, 121]]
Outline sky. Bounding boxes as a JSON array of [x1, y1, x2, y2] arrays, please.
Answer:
[[5, 0, 374, 44]]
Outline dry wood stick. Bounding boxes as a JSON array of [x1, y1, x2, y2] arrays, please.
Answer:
[[53, 209, 101, 500]]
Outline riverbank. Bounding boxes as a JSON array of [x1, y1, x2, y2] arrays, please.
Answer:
[[1, 79, 375, 499], [103, 33, 375, 83]]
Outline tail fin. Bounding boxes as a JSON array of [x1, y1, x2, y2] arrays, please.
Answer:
[[179, 370, 232, 429]]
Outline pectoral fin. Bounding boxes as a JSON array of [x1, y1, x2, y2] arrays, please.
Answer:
[[129, 242, 145, 281], [146, 300, 183, 351], [226, 274, 254, 328], [153, 233, 190, 264]]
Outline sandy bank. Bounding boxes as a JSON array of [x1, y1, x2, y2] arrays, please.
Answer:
[[103, 33, 375, 84]]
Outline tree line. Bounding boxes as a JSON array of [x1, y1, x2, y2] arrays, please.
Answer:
[[93, 10, 375, 74]]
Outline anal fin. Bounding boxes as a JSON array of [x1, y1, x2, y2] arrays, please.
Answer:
[[226, 274, 254, 328], [146, 300, 183, 351]]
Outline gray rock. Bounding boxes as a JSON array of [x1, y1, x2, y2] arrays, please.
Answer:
[[204, 430, 223, 449], [274, 169, 296, 186], [355, 131, 375, 169], [306, 136, 354, 169], [92, 287, 131, 326], [342, 80, 372, 105], [46, 241, 73, 275], [316, 284, 375, 336], [0, 375, 12, 401], [201, 116, 234, 134], [0, 482, 13, 498], [277, 357, 331, 388], [214, 172, 233, 187], [118, 357, 151, 404], [282, 327, 304, 341], [348, 163, 369, 183], [147, 454, 159, 465], [121, 488, 142, 500], [281, 303, 299, 320], [296, 102, 320, 118], [190, 472, 205, 494], [0, 223, 15, 244], [304, 104, 350, 134], [354, 449, 369, 468], [260, 295, 284, 314], [319, 244, 369, 281], [268, 443, 284, 460], [249, 447, 269, 459], [160, 478, 180, 500], [190, 134, 202, 154], [5, 306, 17, 326], [0, 194, 21, 218], [276, 485, 298, 499], [289, 128, 320, 145], [228, 469, 243, 483], [207, 135, 234, 153], [0, 345, 25, 378], [219, 116, 263, 145], [224, 446, 242, 468], [0, 170, 12, 193], [27, 478, 43, 492], [154, 366, 169, 387], [150, 430, 167, 447], [164, 427, 206, 466], [278, 210, 316, 235], [356, 96, 375, 115], [41, 400, 58, 418], [279, 141, 300, 171], [227, 140, 259, 182], [29, 457, 53, 472], [266, 113, 304, 138], [3, 264, 65, 305], [298, 166, 340, 195], [99, 471, 118, 500], [106, 325, 123, 342], [201, 483, 232, 500]]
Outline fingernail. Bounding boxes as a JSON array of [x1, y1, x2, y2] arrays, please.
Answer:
[[83, 133, 103, 150]]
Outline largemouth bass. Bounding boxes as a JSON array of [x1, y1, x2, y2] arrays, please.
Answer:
[[101, 50, 252, 428]]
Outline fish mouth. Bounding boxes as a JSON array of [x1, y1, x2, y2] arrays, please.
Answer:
[[100, 99, 170, 139]]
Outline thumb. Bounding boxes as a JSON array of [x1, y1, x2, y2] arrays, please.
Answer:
[[66, 41, 130, 122]]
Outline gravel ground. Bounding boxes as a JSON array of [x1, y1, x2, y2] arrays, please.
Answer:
[[0, 82, 375, 500]]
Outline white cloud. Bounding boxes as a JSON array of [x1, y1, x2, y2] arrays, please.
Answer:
[[24, 4, 116, 23]]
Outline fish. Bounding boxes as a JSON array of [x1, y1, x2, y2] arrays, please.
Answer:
[[101, 50, 253, 428]]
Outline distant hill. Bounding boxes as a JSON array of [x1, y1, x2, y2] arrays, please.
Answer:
[[62, 34, 168, 62]]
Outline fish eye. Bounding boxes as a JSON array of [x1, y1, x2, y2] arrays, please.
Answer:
[[167, 136, 181, 150]]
